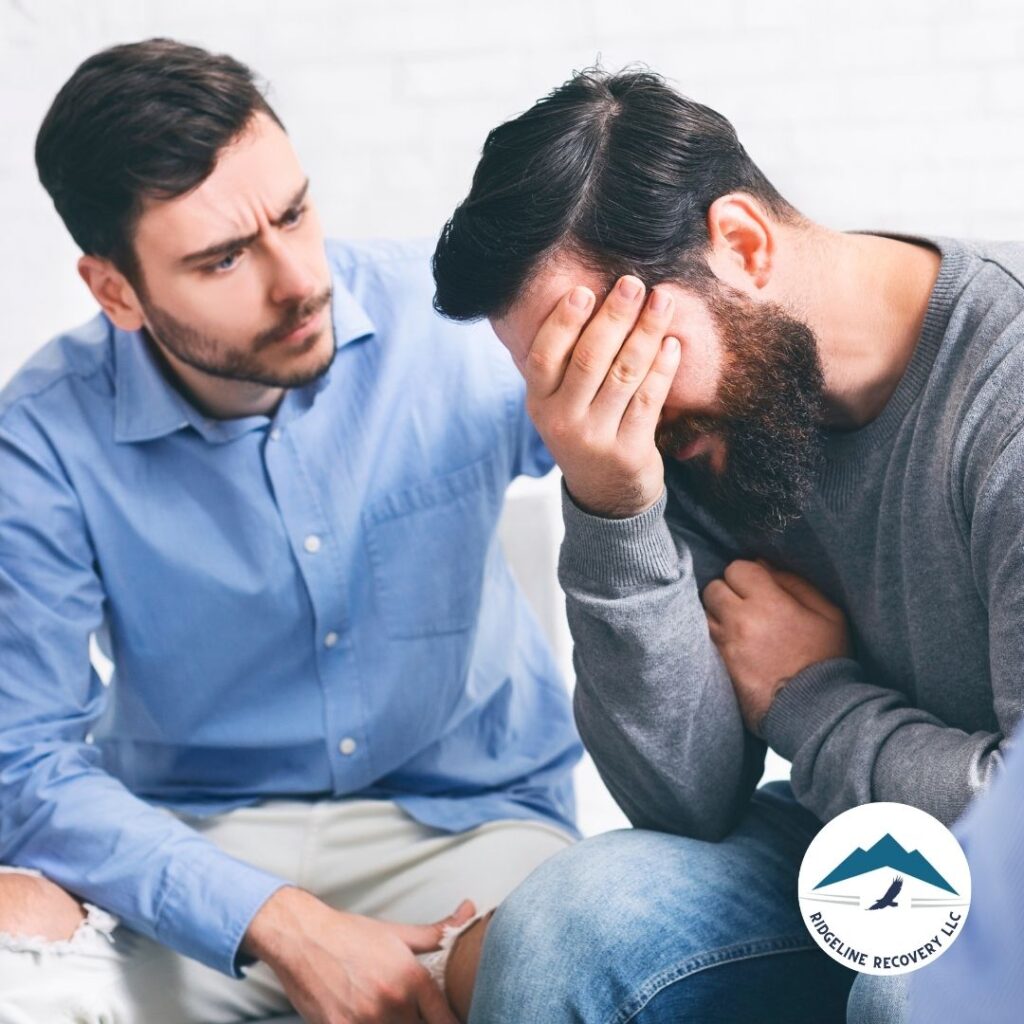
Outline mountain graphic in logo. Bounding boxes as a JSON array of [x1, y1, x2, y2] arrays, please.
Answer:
[[813, 833, 957, 894]]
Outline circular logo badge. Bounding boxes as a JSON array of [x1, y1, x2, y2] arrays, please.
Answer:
[[797, 802, 971, 975]]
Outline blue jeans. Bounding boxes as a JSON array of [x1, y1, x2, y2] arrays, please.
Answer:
[[470, 781, 903, 1024], [847, 973, 908, 1024]]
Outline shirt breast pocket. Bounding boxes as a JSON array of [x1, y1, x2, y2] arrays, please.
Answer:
[[363, 454, 500, 639]]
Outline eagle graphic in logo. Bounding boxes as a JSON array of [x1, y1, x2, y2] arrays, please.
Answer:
[[867, 875, 903, 910]]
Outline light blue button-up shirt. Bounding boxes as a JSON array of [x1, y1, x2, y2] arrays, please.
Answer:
[[0, 238, 581, 976]]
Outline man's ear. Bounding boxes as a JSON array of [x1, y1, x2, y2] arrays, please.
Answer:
[[704, 193, 774, 292], [77, 255, 145, 331]]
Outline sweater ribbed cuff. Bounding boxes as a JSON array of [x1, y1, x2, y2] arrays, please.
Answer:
[[758, 657, 865, 760], [557, 480, 679, 588]]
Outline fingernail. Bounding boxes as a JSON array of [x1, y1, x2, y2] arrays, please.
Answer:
[[618, 276, 643, 300], [663, 336, 679, 354], [649, 288, 670, 314], [569, 286, 593, 310]]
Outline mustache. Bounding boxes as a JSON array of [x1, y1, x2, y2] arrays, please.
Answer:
[[254, 287, 333, 349]]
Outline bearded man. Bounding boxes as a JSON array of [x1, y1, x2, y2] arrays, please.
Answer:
[[431, 68, 1019, 1024]]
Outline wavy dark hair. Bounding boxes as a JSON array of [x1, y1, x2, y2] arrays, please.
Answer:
[[36, 38, 283, 287], [432, 67, 799, 320]]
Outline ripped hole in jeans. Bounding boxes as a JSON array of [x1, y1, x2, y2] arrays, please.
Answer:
[[0, 867, 118, 956]]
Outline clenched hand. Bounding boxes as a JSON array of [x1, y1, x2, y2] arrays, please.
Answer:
[[702, 559, 850, 734]]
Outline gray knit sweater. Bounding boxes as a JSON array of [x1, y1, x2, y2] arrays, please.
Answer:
[[559, 234, 1021, 839]]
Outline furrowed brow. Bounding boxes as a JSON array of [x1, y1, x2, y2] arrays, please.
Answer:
[[271, 180, 310, 226], [179, 179, 311, 266]]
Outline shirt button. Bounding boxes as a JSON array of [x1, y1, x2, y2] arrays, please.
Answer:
[[324, 631, 339, 648], [269, 428, 282, 441], [339, 737, 357, 756], [303, 534, 322, 554]]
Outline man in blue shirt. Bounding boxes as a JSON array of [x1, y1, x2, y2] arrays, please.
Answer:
[[0, 38, 580, 1024]]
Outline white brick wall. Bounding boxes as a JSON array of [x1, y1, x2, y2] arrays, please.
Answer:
[[3, 0, 1023, 833]]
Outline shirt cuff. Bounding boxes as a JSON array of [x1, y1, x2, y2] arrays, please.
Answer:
[[558, 480, 679, 588], [758, 657, 866, 761], [154, 842, 290, 977]]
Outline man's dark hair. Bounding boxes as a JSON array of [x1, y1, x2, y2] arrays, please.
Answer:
[[35, 38, 284, 286], [433, 67, 799, 321]]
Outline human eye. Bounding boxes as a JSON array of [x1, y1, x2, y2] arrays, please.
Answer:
[[281, 204, 306, 228], [203, 248, 244, 274]]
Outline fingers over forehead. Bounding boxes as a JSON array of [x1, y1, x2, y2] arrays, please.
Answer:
[[523, 286, 596, 393]]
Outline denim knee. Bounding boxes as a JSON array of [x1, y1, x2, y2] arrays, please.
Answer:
[[484, 824, 785, 966], [485, 830, 634, 957], [476, 827, 727, 1022], [846, 971, 908, 1024], [477, 831, 665, 1007], [473, 828, 837, 1024]]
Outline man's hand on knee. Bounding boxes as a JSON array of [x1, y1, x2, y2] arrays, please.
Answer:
[[243, 885, 474, 1024], [0, 873, 86, 942]]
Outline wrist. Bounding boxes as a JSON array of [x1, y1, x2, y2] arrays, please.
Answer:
[[242, 885, 309, 966], [564, 475, 662, 520], [558, 480, 678, 589], [752, 676, 792, 737]]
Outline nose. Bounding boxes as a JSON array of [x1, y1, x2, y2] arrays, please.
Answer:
[[267, 242, 318, 307]]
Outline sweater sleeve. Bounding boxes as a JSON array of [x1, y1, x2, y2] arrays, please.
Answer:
[[760, 427, 1024, 827], [559, 481, 767, 841]]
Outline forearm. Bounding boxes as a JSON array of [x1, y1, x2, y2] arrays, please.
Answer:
[[760, 658, 1004, 826], [0, 746, 287, 976], [560, 484, 765, 840]]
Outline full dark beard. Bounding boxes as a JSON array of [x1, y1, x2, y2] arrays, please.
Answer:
[[143, 286, 336, 389], [656, 289, 826, 540]]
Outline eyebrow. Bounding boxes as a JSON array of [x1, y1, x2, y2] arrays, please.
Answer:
[[179, 179, 311, 267]]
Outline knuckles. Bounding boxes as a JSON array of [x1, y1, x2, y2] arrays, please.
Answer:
[[524, 348, 556, 378], [542, 416, 573, 443], [569, 346, 603, 375], [607, 356, 642, 386], [629, 386, 658, 410], [729, 615, 757, 643], [376, 983, 412, 1013], [723, 559, 768, 589]]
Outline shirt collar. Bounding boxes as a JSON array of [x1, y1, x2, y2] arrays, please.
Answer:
[[113, 276, 376, 445]]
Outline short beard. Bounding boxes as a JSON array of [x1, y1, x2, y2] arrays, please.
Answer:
[[142, 286, 336, 389], [656, 288, 826, 540]]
